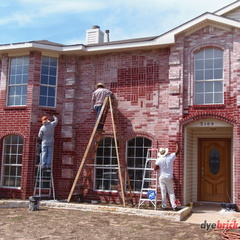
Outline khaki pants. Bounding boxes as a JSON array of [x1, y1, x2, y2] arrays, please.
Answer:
[[159, 178, 177, 209]]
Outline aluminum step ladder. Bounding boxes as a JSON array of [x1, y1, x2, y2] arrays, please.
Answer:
[[138, 148, 159, 210], [33, 153, 55, 200]]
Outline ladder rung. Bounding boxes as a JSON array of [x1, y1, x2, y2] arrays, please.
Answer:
[[36, 194, 51, 198], [143, 178, 157, 181], [72, 192, 83, 196], [141, 187, 157, 190], [139, 199, 156, 202]]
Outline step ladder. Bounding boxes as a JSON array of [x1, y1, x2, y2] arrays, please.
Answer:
[[138, 148, 159, 210], [33, 159, 55, 200], [67, 96, 133, 206]]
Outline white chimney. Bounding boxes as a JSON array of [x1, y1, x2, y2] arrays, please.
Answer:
[[86, 25, 104, 45]]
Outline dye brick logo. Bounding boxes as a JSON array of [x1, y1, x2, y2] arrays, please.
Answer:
[[200, 220, 239, 231]]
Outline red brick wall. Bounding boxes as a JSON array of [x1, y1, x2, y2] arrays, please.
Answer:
[[1, 24, 240, 208]]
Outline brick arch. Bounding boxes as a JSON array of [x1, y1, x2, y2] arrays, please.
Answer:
[[124, 131, 158, 147], [180, 112, 236, 127], [0, 132, 26, 140], [190, 43, 225, 55]]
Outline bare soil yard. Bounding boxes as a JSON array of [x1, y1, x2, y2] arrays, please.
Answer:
[[0, 207, 222, 240]]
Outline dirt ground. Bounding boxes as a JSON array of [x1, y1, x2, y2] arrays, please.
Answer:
[[0, 207, 225, 240]]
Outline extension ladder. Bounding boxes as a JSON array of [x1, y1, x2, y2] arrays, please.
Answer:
[[67, 96, 133, 206], [138, 148, 159, 210], [33, 154, 55, 200]]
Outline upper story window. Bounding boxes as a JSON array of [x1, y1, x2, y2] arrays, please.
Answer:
[[39, 56, 57, 108], [194, 48, 223, 105], [1, 135, 23, 188], [8, 56, 29, 106]]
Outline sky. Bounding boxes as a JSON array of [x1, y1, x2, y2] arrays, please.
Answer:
[[0, 0, 236, 45]]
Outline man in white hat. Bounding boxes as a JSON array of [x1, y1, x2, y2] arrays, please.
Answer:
[[92, 83, 112, 130], [154, 141, 179, 211]]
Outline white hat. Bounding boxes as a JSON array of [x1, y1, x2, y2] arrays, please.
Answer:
[[157, 148, 168, 158], [95, 82, 105, 89]]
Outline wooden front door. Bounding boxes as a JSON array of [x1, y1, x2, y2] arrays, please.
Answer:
[[198, 138, 231, 202]]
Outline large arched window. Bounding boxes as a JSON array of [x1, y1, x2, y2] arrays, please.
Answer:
[[194, 48, 223, 105], [94, 137, 118, 191], [127, 137, 152, 192], [1, 135, 23, 188]]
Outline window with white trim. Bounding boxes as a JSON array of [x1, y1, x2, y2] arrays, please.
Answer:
[[8, 56, 29, 106], [1, 135, 23, 188], [127, 137, 152, 192], [194, 48, 223, 105], [39, 56, 57, 107], [95, 137, 119, 191]]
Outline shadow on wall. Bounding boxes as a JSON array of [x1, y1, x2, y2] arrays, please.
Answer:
[[173, 174, 182, 205], [111, 95, 134, 136]]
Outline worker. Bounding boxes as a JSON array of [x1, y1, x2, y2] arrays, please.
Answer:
[[92, 83, 112, 130], [154, 141, 180, 211], [38, 115, 58, 169]]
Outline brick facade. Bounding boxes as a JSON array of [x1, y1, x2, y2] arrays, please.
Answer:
[[1, 2, 240, 209]]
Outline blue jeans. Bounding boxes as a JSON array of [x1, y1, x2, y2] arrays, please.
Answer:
[[41, 143, 53, 168], [94, 105, 103, 129]]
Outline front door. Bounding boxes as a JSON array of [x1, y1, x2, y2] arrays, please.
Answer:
[[198, 138, 231, 202]]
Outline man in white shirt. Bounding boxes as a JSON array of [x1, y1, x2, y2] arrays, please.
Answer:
[[154, 141, 179, 211], [92, 83, 112, 130]]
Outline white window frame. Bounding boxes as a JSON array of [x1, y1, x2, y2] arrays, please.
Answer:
[[127, 137, 152, 192], [39, 56, 58, 108], [1, 135, 23, 188], [94, 137, 119, 191], [7, 56, 29, 106], [194, 48, 224, 105]]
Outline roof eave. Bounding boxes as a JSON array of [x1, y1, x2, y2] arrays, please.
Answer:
[[214, 1, 240, 15], [1, 12, 240, 56], [154, 12, 240, 43], [74, 13, 240, 53]]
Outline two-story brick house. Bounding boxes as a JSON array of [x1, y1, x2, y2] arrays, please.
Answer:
[[1, 1, 240, 209]]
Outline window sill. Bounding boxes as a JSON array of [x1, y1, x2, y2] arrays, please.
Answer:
[[4, 106, 28, 111], [39, 106, 56, 110], [192, 104, 226, 109], [94, 189, 118, 193]]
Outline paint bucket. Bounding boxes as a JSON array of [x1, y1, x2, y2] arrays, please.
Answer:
[[29, 196, 40, 211]]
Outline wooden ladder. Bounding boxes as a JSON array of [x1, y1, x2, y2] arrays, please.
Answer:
[[111, 98, 133, 206], [67, 96, 133, 206]]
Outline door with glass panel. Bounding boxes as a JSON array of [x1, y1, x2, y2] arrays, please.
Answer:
[[198, 138, 231, 202]]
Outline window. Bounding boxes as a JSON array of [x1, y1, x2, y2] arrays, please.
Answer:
[[127, 137, 152, 192], [39, 56, 57, 107], [194, 48, 223, 105], [8, 56, 29, 106], [1, 135, 23, 188], [95, 137, 119, 191]]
